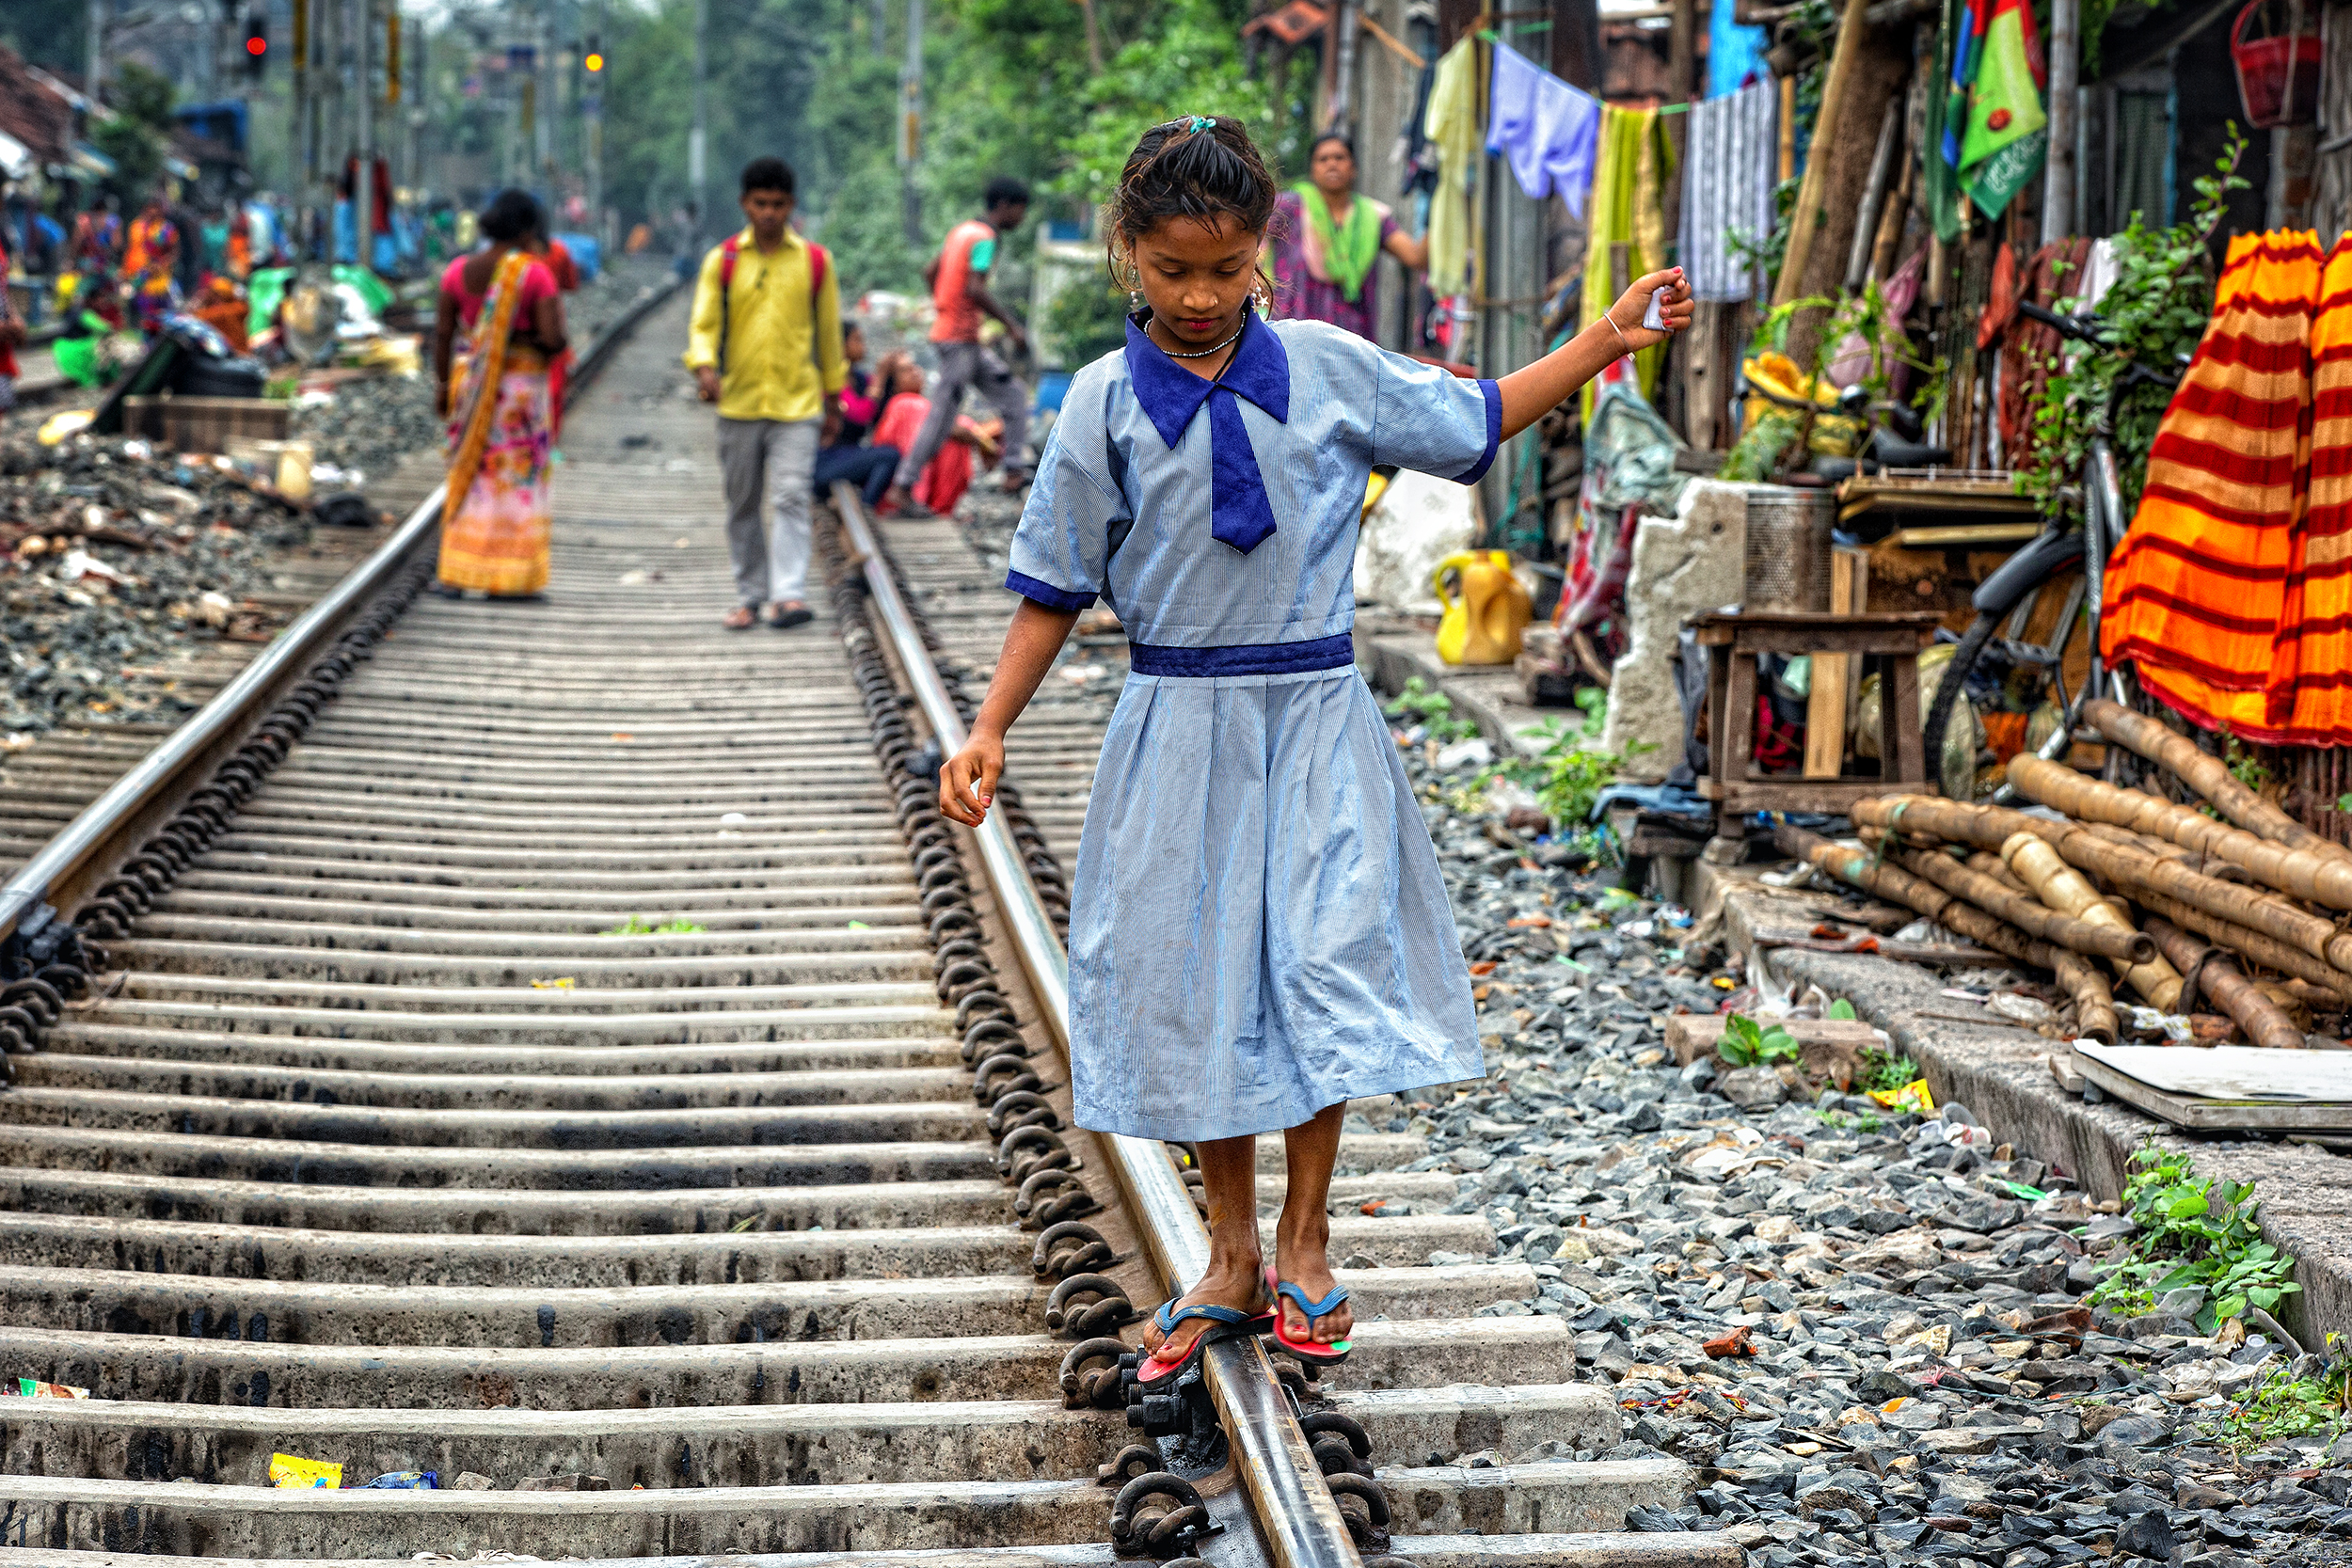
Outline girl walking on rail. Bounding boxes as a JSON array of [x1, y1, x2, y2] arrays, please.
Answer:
[[938, 117, 1688, 1380]]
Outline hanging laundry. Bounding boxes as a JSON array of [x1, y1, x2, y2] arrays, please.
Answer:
[[2102, 231, 2322, 742], [2265, 234, 2352, 740], [1485, 41, 1602, 214], [1422, 35, 1482, 296], [1931, 0, 2049, 236], [1679, 81, 1777, 303], [1580, 106, 1671, 420]]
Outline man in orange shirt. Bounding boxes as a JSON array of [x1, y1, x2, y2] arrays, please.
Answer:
[[882, 177, 1032, 516]]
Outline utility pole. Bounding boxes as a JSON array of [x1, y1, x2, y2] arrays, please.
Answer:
[[2042, 0, 2078, 245], [293, 0, 309, 250], [85, 0, 103, 105], [690, 0, 707, 245], [898, 0, 923, 246], [537, 0, 555, 195], [1327, 0, 1357, 132], [586, 0, 606, 243], [355, 0, 373, 272]]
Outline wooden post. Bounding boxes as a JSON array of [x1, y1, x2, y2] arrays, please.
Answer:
[[1778, 71, 1797, 182], [1804, 549, 1867, 778]]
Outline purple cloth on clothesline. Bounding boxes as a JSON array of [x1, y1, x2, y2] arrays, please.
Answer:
[[1484, 41, 1601, 216]]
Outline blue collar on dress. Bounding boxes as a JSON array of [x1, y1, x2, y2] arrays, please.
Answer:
[[1123, 310, 1289, 554]]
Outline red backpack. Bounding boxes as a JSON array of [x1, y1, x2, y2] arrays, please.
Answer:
[[716, 233, 829, 377]]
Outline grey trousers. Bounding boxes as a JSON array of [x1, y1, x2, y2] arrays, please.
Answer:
[[892, 341, 1030, 491], [717, 415, 819, 607]]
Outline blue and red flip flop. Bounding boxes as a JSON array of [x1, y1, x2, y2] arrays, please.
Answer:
[[1136, 1300, 1270, 1386], [1263, 1265, 1352, 1366]]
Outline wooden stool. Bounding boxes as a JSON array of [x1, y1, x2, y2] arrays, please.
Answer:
[[1693, 610, 1944, 860]]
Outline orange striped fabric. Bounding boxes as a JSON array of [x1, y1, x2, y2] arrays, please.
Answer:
[[2266, 235, 2352, 739], [2102, 231, 2320, 741]]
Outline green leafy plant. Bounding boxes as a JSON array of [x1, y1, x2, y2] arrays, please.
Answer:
[[1827, 998, 1857, 1022], [1856, 1045, 1919, 1094], [1718, 1012, 1800, 1067], [2087, 1144, 2301, 1333], [2018, 128, 2250, 524], [2208, 1358, 2345, 1454], [1384, 678, 1480, 745], [2221, 727, 2271, 795], [603, 915, 707, 936]]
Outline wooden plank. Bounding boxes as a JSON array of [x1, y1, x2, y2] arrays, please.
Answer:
[[1666, 1013, 1884, 1066], [1718, 778, 1907, 810], [1803, 550, 1862, 779], [1890, 523, 2043, 547], [2068, 1051, 2352, 1132]]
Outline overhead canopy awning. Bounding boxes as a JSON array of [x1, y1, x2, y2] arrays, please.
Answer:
[[70, 142, 117, 179], [0, 129, 31, 182]]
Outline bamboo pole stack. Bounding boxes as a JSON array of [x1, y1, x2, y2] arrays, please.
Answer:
[[1778, 711, 2352, 1048]]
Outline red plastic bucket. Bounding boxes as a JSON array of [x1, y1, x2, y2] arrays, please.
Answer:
[[2233, 0, 2322, 128]]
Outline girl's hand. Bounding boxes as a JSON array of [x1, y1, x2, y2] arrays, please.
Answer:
[[939, 730, 1007, 827], [1606, 267, 1693, 352]]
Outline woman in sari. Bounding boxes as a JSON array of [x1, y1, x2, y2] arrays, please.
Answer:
[[431, 188, 566, 598], [1268, 134, 1428, 341]]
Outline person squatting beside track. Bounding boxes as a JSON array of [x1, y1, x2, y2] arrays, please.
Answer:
[[939, 115, 1691, 1382], [685, 156, 848, 631]]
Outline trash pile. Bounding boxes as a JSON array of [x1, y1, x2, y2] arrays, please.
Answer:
[[1390, 733, 2352, 1568], [1774, 697, 2350, 1057], [0, 435, 314, 734]]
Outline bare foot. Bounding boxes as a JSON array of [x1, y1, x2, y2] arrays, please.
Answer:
[[1272, 1215, 1353, 1346], [1137, 1253, 1266, 1371]]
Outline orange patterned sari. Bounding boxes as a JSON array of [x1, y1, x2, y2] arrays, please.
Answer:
[[440, 249, 552, 596]]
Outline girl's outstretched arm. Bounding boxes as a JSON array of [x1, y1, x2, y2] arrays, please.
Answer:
[[1496, 267, 1692, 440], [939, 600, 1082, 826]]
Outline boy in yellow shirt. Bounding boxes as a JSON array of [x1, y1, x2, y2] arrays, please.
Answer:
[[684, 157, 845, 629]]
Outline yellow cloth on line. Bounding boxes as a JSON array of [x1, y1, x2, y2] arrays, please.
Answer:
[[1422, 35, 1481, 298], [1579, 105, 1670, 423]]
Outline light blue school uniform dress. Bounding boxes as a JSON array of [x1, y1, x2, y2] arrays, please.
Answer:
[[1007, 312, 1502, 1142]]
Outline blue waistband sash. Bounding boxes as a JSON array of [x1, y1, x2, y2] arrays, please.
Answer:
[[1125, 631, 1357, 678]]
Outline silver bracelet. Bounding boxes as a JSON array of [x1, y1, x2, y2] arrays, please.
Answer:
[[1603, 311, 1631, 355]]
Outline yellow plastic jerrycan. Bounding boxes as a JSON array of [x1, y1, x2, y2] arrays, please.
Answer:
[[1431, 550, 1532, 666]]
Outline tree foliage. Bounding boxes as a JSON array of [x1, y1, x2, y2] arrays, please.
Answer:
[[92, 60, 176, 203], [557, 0, 1314, 299]]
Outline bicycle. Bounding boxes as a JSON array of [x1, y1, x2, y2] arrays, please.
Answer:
[[1918, 300, 2185, 789]]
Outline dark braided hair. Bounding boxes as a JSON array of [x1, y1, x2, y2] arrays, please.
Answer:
[[1105, 116, 1278, 292]]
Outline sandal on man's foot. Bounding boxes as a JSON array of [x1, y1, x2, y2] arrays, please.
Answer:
[[770, 603, 815, 629], [1136, 1301, 1270, 1387], [1263, 1265, 1352, 1365], [722, 606, 757, 630]]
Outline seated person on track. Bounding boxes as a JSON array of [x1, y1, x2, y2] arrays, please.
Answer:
[[938, 115, 1689, 1380]]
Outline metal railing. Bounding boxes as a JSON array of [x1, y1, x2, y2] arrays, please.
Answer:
[[834, 483, 1365, 1568]]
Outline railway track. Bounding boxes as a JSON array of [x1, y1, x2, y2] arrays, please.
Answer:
[[0, 288, 1741, 1567]]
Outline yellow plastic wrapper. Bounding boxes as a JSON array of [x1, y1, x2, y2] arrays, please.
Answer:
[[16, 1378, 89, 1398], [1867, 1079, 1936, 1115], [1740, 352, 1864, 457], [269, 1453, 342, 1489]]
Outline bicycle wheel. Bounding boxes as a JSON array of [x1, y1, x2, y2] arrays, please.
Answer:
[[1920, 610, 2000, 796]]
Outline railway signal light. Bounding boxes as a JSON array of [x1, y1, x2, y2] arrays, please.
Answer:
[[244, 9, 267, 76], [584, 36, 603, 71]]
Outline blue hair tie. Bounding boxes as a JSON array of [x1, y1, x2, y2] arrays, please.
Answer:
[[1186, 116, 1216, 133]]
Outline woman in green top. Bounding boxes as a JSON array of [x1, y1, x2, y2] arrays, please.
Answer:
[[1268, 134, 1430, 341]]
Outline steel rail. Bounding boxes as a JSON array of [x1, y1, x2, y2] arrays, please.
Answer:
[[834, 483, 1364, 1568], [0, 276, 686, 953]]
